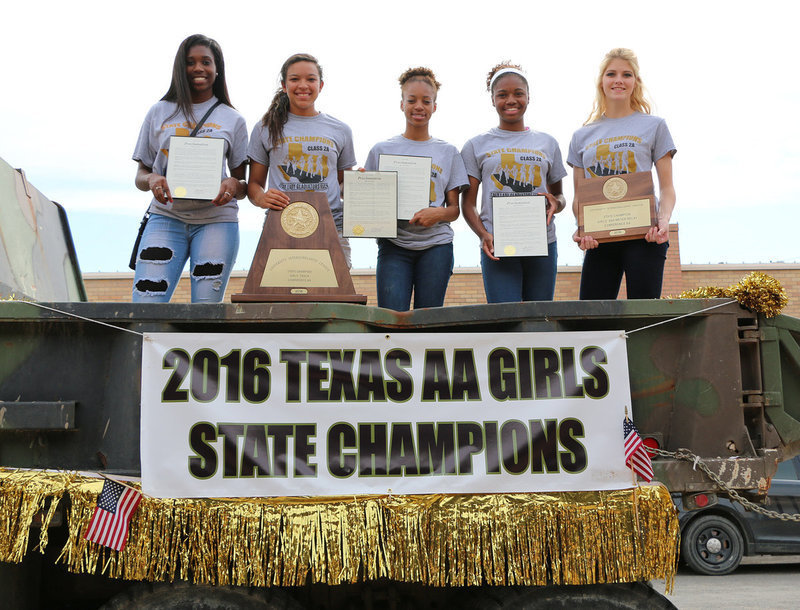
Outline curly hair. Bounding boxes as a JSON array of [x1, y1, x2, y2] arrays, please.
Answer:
[[485, 61, 526, 93], [398, 66, 441, 96]]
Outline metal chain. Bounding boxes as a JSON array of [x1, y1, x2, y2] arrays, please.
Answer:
[[651, 446, 800, 522]]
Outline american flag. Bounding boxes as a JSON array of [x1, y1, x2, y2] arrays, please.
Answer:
[[623, 416, 654, 482], [84, 479, 141, 551]]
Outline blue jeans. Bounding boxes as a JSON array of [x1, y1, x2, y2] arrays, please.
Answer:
[[480, 241, 557, 303], [579, 239, 669, 300], [376, 240, 453, 311], [132, 214, 239, 303]]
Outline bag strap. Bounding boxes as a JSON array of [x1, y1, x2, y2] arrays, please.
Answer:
[[189, 100, 223, 137]]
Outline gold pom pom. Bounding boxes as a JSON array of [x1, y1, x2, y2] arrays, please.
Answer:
[[674, 272, 788, 318], [730, 271, 789, 318]]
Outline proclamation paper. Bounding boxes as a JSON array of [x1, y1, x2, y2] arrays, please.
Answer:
[[583, 199, 652, 234], [493, 195, 548, 257], [166, 136, 225, 200], [378, 154, 432, 220], [342, 171, 398, 238]]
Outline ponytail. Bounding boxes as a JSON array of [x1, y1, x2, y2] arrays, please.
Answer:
[[261, 89, 291, 146], [261, 53, 322, 149]]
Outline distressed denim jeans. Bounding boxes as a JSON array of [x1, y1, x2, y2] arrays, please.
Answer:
[[132, 213, 238, 303]]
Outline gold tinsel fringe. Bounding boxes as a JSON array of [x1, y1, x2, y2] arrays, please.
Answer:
[[0, 470, 678, 592], [673, 271, 788, 317], [0, 470, 70, 562]]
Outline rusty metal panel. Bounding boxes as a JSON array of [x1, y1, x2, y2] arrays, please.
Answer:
[[0, 401, 76, 431]]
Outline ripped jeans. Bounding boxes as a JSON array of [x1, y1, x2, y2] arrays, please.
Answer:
[[132, 214, 239, 303]]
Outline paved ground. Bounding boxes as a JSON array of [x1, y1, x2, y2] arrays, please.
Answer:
[[655, 555, 800, 609]]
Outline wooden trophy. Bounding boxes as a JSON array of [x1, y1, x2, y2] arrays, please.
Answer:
[[576, 172, 656, 243], [232, 192, 367, 303]]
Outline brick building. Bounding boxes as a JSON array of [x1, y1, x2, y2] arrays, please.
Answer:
[[88, 225, 800, 317]]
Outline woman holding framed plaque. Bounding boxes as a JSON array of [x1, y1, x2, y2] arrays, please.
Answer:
[[461, 62, 567, 303], [569, 48, 676, 300], [364, 67, 468, 311], [131, 34, 248, 303], [247, 53, 356, 265]]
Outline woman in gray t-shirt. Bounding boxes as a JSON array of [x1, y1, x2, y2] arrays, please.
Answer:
[[568, 48, 677, 300], [247, 53, 356, 265], [461, 62, 567, 303], [131, 34, 248, 303], [364, 67, 468, 311]]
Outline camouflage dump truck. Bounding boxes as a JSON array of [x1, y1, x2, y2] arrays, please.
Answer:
[[3, 160, 800, 608]]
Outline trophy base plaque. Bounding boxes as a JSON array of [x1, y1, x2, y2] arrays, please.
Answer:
[[232, 192, 367, 304], [577, 172, 656, 243]]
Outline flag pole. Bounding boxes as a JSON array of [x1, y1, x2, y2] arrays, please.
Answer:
[[625, 406, 641, 532], [98, 472, 153, 499]]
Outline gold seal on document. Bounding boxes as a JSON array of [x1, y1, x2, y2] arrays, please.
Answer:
[[602, 177, 628, 201], [280, 201, 319, 238], [352, 225, 365, 236]]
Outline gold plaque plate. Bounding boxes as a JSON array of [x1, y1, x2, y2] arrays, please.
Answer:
[[260, 249, 338, 288]]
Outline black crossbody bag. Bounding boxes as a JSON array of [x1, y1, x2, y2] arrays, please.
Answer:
[[128, 100, 224, 270]]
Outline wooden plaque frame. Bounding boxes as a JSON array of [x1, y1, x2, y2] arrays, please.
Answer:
[[577, 172, 656, 243], [232, 192, 367, 303]]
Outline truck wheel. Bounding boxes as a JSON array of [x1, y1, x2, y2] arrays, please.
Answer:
[[681, 514, 744, 575], [458, 582, 676, 609], [100, 582, 302, 609]]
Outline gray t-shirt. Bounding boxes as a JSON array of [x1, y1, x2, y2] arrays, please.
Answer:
[[365, 135, 468, 250], [568, 112, 676, 215], [248, 112, 356, 227], [567, 112, 676, 176], [133, 96, 248, 223], [461, 127, 567, 243]]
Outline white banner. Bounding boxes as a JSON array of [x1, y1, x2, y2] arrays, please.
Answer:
[[141, 331, 635, 498]]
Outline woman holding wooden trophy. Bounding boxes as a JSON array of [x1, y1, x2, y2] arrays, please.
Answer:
[[247, 53, 356, 267], [569, 48, 676, 300]]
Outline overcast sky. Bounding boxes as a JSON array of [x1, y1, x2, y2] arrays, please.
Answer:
[[3, 0, 798, 273]]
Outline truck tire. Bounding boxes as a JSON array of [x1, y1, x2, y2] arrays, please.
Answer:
[[458, 582, 676, 609], [100, 582, 302, 609], [681, 513, 744, 575]]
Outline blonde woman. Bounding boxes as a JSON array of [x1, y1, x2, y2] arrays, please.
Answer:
[[569, 48, 676, 299]]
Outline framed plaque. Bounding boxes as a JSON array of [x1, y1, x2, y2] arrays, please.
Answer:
[[232, 192, 367, 304], [576, 172, 656, 243]]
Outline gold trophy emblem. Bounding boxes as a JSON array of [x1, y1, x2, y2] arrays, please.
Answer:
[[280, 201, 319, 238], [602, 177, 628, 201]]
